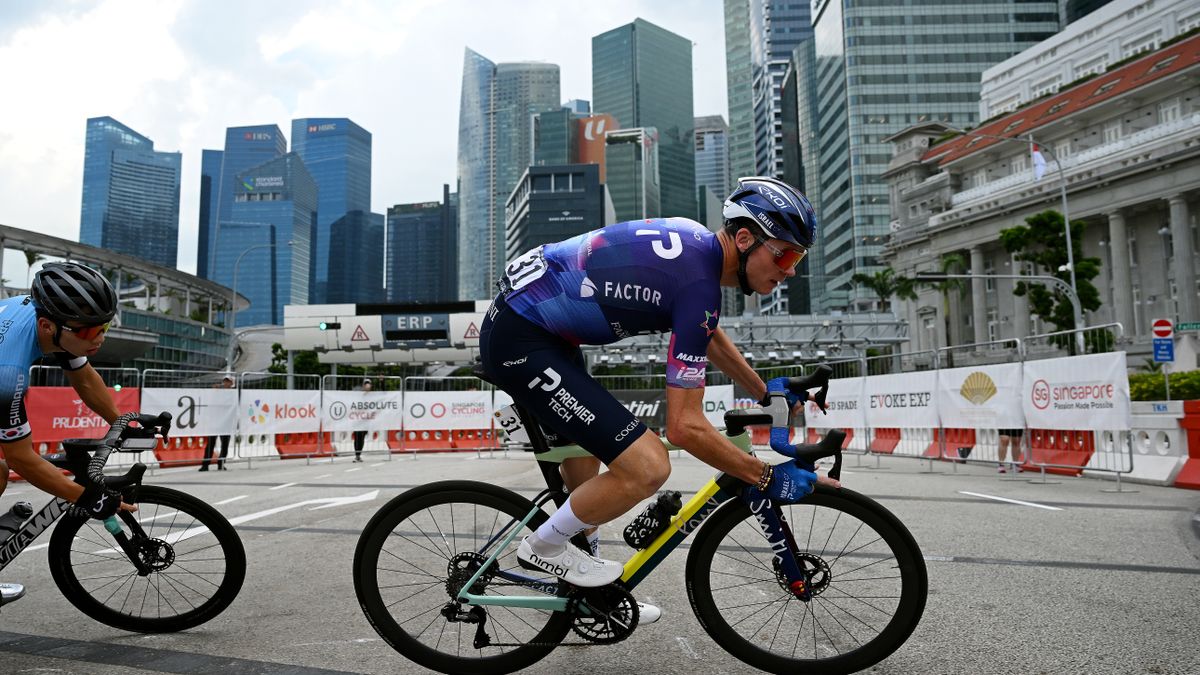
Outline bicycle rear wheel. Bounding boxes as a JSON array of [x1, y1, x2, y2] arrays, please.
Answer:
[[354, 480, 571, 675], [48, 485, 246, 632], [686, 486, 927, 674]]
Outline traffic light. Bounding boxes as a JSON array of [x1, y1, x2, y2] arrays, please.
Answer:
[[319, 321, 341, 331]]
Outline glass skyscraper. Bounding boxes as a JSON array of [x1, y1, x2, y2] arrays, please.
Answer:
[[214, 152, 316, 327], [724, 0, 756, 183], [748, 1, 813, 178], [809, 0, 1058, 311], [504, 164, 605, 262], [79, 117, 181, 268], [605, 127, 661, 222], [289, 118, 377, 304], [197, 149, 223, 279], [592, 18, 695, 221], [456, 48, 560, 301], [694, 115, 730, 201], [533, 107, 578, 167], [386, 185, 458, 304]]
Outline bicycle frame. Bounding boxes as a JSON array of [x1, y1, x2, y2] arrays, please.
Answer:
[[0, 497, 70, 571]]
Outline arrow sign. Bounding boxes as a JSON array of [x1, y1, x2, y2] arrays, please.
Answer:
[[1152, 318, 1173, 339]]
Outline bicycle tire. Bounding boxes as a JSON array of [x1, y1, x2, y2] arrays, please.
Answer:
[[48, 485, 246, 633], [686, 485, 927, 674], [354, 480, 572, 675]]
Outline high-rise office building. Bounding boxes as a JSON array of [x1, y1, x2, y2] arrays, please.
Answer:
[[808, 0, 1058, 312], [747, 1, 813, 178], [605, 128, 661, 222], [724, 0, 756, 183], [563, 99, 591, 115], [199, 125, 287, 280], [505, 164, 606, 262], [79, 117, 181, 268], [577, 113, 616, 182], [456, 48, 560, 301], [386, 185, 459, 304], [290, 118, 376, 304], [533, 107, 579, 167], [694, 115, 730, 203], [215, 152, 316, 327], [197, 149, 223, 278], [592, 18, 695, 221]]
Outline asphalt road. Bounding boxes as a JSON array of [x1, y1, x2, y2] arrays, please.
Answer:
[[0, 450, 1197, 675]]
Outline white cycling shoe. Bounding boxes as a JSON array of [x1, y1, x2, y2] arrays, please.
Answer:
[[0, 582, 26, 605], [517, 537, 624, 588], [637, 602, 662, 624]]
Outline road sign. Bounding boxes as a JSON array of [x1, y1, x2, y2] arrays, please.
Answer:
[[1177, 322, 1200, 332], [1153, 338, 1174, 363], [1152, 318, 1173, 339]]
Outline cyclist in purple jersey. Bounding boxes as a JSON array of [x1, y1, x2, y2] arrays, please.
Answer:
[[480, 177, 841, 595]]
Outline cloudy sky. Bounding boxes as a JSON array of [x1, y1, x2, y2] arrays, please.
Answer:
[[0, 0, 727, 277]]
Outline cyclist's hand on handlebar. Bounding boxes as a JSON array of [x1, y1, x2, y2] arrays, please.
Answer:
[[762, 376, 807, 410], [133, 413, 169, 436], [762, 462, 819, 502], [76, 485, 122, 520]]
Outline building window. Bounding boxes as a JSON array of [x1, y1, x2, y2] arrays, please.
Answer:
[[1054, 140, 1071, 162], [987, 308, 999, 342], [1092, 80, 1120, 98], [1121, 32, 1160, 59], [1031, 77, 1059, 99], [1010, 153, 1027, 175], [1158, 99, 1180, 124], [1128, 235, 1138, 267], [984, 260, 996, 293], [1103, 121, 1122, 144], [1074, 55, 1108, 79]]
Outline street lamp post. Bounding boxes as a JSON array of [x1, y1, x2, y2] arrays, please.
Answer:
[[940, 125, 1083, 331], [915, 272, 1086, 352]]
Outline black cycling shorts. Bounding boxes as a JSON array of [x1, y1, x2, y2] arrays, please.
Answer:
[[480, 293, 647, 465]]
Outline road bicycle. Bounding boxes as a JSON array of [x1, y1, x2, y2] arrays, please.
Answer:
[[0, 412, 246, 632], [354, 366, 927, 674]]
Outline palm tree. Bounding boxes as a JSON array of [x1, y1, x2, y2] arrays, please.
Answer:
[[24, 250, 44, 287], [851, 268, 917, 313], [916, 252, 968, 349]]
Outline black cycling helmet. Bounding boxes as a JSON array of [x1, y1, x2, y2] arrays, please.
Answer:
[[722, 177, 818, 296], [31, 262, 118, 325]]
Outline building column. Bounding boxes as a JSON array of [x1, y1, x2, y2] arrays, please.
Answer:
[[1108, 210, 1135, 334], [1011, 253, 1030, 339], [970, 247, 987, 345], [1169, 195, 1196, 322], [0, 237, 6, 299]]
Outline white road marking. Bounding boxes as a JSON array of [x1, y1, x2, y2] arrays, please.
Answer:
[[676, 636, 699, 659], [344, 468, 361, 473], [369, 463, 386, 468], [269, 482, 297, 490], [213, 495, 248, 506], [958, 491, 1062, 511], [313, 474, 332, 479]]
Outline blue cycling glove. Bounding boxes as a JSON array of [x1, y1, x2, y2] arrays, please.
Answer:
[[753, 462, 818, 503], [764, 376, 803, 410]]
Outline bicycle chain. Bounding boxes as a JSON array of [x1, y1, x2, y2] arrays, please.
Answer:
[[460, 586, 639, 649]]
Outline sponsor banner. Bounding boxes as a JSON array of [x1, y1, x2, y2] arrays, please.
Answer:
[[937, 363, 1024, 429], [140, 388, 238, 437], [240, 389, 322, 434], [704, 385, 735, 429], [611, 389, 667, 430], [322, 390, 403, 432], [862, 371, 939, 428], [404, 390, 492, 430], [1022, 352, 1130, 430], [804, 377, 865, 429], [25, 387, 142, 444]]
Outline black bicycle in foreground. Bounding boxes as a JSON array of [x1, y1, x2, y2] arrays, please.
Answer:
[[0, 411, 245, 632]]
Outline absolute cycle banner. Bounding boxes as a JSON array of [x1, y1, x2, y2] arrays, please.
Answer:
[[24, 386, 141, 445], [936, 363, 1024, 429], [1021, 352, 1130, 430], [322, 389, 403, 432], [803, 377, 866, 429], [140, 388, 239, 437], [239, 389, 322, 435], [403, 390, 492, 430], [862, 370, 939, 428]]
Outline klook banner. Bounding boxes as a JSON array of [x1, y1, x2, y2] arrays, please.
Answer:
[[804, 377, 866, 429], [25, 386, 141, 444], [1022, 352, 1130, 430], [140, 388, 238, 437], [404, 391, 492, 430], [937, 363, 1024, 429], [322, 390, 403, 432], [862, 371, 939, 428], [239, 389, 322, 434]]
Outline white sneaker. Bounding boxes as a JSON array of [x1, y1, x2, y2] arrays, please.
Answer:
[[517, 537, 624, 588], [0, 582, 25, 605], [637, 601, 661, 624]]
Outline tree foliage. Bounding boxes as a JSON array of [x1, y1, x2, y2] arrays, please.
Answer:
[[999, 209, 1102, 332], [851, 268, 917, 313]]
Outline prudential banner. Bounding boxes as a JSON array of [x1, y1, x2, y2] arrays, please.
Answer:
[[1022, 352, 1130, 430]]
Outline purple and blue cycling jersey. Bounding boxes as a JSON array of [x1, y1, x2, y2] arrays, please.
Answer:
[[502, 218, 724, 389]]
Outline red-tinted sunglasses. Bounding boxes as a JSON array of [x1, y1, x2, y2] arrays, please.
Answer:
[[59, 321, 112, 340], [757, 237, 808, 271]]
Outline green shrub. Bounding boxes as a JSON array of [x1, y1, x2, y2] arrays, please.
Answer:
[[1129, 369, 1200, 401]]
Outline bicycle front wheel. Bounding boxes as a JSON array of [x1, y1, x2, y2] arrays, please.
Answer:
[[354, 480, 572, 675], [48, 485, 246, 633], [687, 486, 927, 674]]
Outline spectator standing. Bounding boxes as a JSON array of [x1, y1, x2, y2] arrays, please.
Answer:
[[997, 428, 1025, 474], [200, 375, 235, 471], [353, 378, 372, 462]]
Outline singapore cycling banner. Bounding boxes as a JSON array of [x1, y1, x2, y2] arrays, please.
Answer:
[[322, 389, 403, 432], [404, 390, 492, 430], [1021, 352, 1130, 430], [140, 388, 238, 437], [25, 386, 141, 444], [936, 363, 1024, 430], [861, 370, 939, 428], [803, 376, 865, 429], [238, 389, 322, 434]]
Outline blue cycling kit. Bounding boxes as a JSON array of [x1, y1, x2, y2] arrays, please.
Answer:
[[0, 296, 87, 443], [481, 218, 725, 464]]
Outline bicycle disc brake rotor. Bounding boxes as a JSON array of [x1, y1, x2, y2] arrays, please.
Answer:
[[137, 537, 175, 571], [568, 585, 638, 644], [773, 552, 832, 596], [446, 552, 494, 598]]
